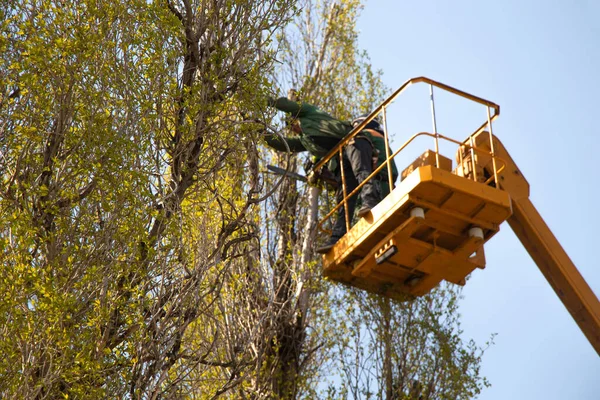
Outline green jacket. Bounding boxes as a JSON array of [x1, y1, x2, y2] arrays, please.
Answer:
[[265, 97, 353, 157]]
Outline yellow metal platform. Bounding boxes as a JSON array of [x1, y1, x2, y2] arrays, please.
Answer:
[[322, 165, 513, 300]]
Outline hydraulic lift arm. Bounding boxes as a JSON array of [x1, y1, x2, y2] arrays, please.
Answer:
[[474, 132, 600, 355]]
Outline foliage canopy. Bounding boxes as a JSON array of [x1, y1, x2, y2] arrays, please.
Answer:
[[0, 0, 491, 398]]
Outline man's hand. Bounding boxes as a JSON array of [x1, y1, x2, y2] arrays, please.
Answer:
[[287, 88, 298, 101], [307, 170, 320, 185], [304, 157, 320, 185], [303, 157, 314, 174]]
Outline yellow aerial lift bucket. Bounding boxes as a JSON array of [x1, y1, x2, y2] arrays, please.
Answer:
[[321, 153, 511, 300], [314, 77, 511, 301]]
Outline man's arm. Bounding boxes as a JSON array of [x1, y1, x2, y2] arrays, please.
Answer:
[[263, 132, 307, 153], [268, 97, 315, 117]]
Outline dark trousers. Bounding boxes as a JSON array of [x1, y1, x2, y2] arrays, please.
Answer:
[[331, 138, 380, 239]]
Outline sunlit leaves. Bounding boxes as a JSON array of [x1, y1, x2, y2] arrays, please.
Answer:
[[1, 0, 295, 397]]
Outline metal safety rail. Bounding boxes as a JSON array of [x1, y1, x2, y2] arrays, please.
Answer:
[[313, 76, 504, 232]]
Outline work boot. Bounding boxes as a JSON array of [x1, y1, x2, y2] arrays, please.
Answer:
[[356, 201, 377, 218], [316, 236, 340, 254], [356, 188, 380, 218], [355, 171, 380, 218]]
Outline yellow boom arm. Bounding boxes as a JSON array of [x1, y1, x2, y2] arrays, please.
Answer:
[[475, 131, 600, 355]]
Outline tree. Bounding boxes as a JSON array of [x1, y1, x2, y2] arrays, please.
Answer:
[[264, 1, 493, 399], [0, 0, 294, 397], [0, 0, 493, 398], [331, 286, 492, 400], [248, 0, 390, 398]]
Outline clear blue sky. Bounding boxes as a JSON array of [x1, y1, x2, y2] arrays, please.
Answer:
[[357, 1, 600, 398]]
